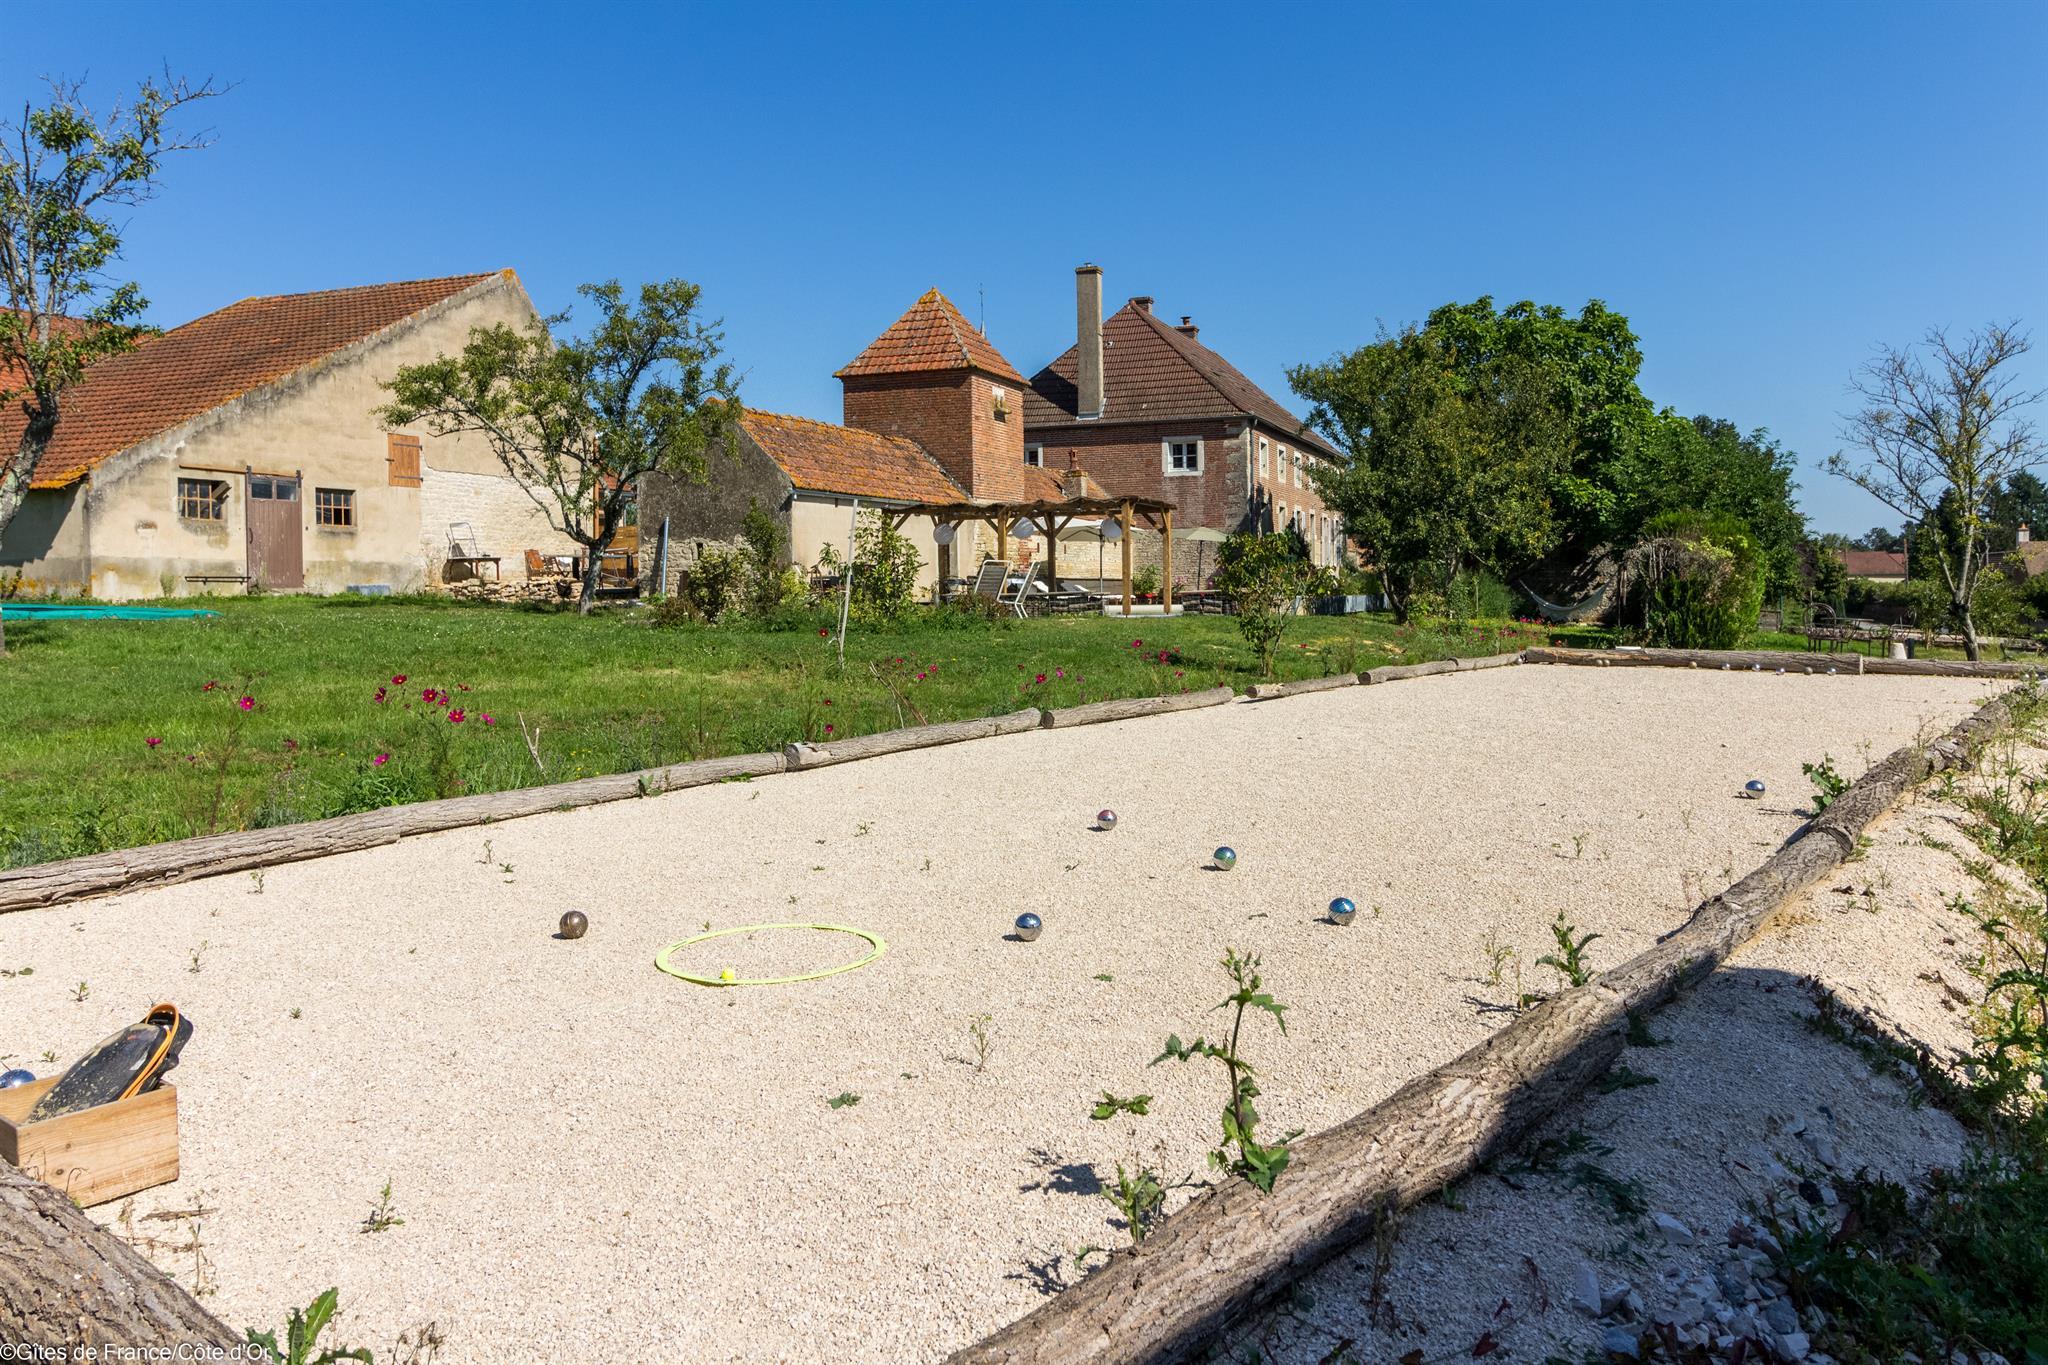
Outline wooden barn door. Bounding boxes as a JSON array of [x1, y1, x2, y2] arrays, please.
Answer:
[[246, 473, 304, 589]]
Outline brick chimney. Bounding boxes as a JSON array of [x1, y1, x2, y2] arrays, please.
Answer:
[[1076, 264, 1104, 421], [1131, 296, 1153, 314], [2022, 523, 2032, 544], [1176, 315, 1198, 339]]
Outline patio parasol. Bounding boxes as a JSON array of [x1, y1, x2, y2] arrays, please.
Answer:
[[1173, 525, 1230, 589]]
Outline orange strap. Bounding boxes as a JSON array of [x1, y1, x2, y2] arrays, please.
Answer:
[[118, 1003, 180, 1102]]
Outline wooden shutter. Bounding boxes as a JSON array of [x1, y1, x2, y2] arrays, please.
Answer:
[[386, 434, 423, 488]]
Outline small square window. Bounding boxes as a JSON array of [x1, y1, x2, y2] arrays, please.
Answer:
[[1163, 438, 1203, 476], [176, 477, 228, 522], [314, 487, 355, 529], [1024, 444, 1043, 468]]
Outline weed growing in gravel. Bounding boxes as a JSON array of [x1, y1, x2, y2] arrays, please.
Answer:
[[1804, 754, 1849, 813], [1153, 947, 1298, 1192], [249, 870, 265, 895], [187, 940, 208, 974], [1537, 911, 1600, 989], [1479, 928, 1515, 986], [827, 1092, 861, 1110], [246, 1287, 371, 1365], [1083, 1092, 1180, 1246], [967, 1014, 995, 1074], [361, 1179, 404, 1234], [70, 980, 88, 1003]]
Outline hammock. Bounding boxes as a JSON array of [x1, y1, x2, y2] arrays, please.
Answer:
[[1516, 578, 1608, 623]]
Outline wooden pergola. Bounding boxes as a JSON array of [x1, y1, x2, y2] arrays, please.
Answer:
[[876, 494, 1180, 615]]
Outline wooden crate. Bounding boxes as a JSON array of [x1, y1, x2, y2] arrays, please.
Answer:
[[0, 1077, 178, 1207]]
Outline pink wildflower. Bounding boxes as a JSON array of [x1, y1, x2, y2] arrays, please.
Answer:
[[237, 696, 254, 711], [1034, 673, 1047, 684], [373, 686, 387, 703], [448, 708, 466, 724], [145, 736, 162, 749], [201, 680, 218, 692], [824, 723, 835, 735], [373, 754, 389, 766], [421, 688, 439, 703], [392, 674, 408, 685], [480, 714, 495, 726]]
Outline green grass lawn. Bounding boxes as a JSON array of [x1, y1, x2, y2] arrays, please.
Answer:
[[0, 596, 1615, 868]]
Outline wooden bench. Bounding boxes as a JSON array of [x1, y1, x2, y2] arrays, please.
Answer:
[[183, 574, 249, 586]]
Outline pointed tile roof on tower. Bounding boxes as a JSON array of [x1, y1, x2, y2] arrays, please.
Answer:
[[835, 288, 1025, 384]]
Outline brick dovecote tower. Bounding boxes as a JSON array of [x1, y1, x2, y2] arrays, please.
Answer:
[[836, 289, 1027, 502]]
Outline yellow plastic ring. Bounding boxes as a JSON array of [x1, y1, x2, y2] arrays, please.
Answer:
[[655, 922, 887, 987]]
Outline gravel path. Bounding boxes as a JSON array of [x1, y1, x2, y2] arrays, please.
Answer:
[[0, 667, 1999, 1361]]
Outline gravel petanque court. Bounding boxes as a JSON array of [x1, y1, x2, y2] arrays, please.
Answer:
[[0, 667, 2001, 1361]]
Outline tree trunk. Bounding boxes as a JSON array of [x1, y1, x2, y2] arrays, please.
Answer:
[[1959, 605, 1982, 661], [0, 1163, 242, 1349], [576, 552, 601, 616], [0, 418, 56, 657]]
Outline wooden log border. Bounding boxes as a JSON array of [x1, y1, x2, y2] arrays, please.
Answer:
[[0, 1161, 244, 1349], [947, 686, 2021, 1365], [1243, 673, 1360, 700], [1524, 645, 2043, 679], [785, 709, 1042, 770], [1040, 686, 1236, 729]]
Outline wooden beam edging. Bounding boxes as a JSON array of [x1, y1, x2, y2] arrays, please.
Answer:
[[946, 686, 2020, 1365], [0, 751, 788, 914], [1363, 659, 1458, 684], [1525, 645, 2043, 680], [786, 710, 1041, 769], [1243, 673, 1359, 700], [1040, 687, 1235, 730], [0, 1162, 242, 1348]]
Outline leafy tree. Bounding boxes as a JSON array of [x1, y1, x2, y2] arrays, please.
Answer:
[[0, 73, 219, 654], [1608, 413, 1807, 596], [1827, 324, 2044, 659], [1212, 530, 1328, 676], [1413, 297, 1654, 549], [380, 279, 740, 615], [1292, 319, 1571, 620], [1811, 544, 1848, 606], [1852, 526, 1906, 553]]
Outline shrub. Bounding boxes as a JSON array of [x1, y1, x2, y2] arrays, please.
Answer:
[[1132, 565, 1161, 599], [740, 501, 794, 617], [817, 511, 925, 622], [678, 545, 747, 623], [1620, 511, 1765, 649], [1213, 532, 1321, 677]]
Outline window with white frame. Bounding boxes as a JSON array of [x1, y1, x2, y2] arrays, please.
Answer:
[[1292, 450, 1302, 487], [1023, 444, 1043, 467], [1257, 436, 1269, 477], [1162, 437, 1203, 476], [1277, 501, 1287, 531]]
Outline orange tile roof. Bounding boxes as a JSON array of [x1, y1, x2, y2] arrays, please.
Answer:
[[740, 409, 963, 505], [836, 289, 1025, 384], [7, 273, 506, 488]]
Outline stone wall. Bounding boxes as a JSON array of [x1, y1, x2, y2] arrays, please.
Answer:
[[418, 462, 576, 586]]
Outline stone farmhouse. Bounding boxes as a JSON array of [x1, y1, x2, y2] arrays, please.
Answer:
[[641, 264, 1342, 595], [0, 271, 576, 599]]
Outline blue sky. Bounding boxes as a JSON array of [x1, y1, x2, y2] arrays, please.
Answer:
[[8, 0, 2044, 535]]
